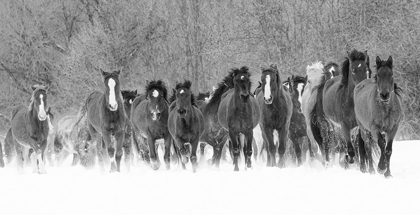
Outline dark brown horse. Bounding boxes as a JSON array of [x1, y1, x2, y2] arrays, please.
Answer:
[[74, 70, 126, 172], [218, 67, 260, 171], [354, 56, 402, 177], [168, 80, 204, 172], [120, 89, 139, 167], [256, 65, 292, 167], [286, 75, 310, 164], [322, 50, 370, 164], [131, 80, 172, 170], [10, 85, 49, 173], [198, 75, 234, 167]]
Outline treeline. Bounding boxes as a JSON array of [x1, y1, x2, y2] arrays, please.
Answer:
[[0, 0, 419, 139]]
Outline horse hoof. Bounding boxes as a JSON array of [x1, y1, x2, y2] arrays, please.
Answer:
[[377, 167, 387, 175], [234, 167, 239, 171], [345, 155, 354, 164], [165, 163, 170, 170], [182, 157, 189, 164], [384, 172, 393, 178], [151, 161, 160, 170]]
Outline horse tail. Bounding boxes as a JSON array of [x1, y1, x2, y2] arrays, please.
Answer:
[[53, 132, 63, 154], [73, 95, 91, 127], [309, 80, 327, 147], [11, 107, 20, 121]]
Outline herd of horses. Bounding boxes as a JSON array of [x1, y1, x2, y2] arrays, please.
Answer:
[[0, 49, 403, 178]]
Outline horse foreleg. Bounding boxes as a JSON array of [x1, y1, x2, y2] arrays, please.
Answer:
[[341, 123, 355, 164], [277, 128, 288, 168], [163, 134, 172, 170], [229, 130, 240, 171], [364, 132, 375, 174], [147, 136, 160, 170], [290, 136, 302, 167], [190, 139, 199, 173], [384, 128, 398, 178], [261, 127, 275, 167], [244, 130, 253, 169], [114, 131, 125, 172], [357, 129, 367, 173], [371, 127, 386, 175]]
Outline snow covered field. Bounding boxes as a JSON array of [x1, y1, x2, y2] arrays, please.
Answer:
[[0, 140, 419, 215]]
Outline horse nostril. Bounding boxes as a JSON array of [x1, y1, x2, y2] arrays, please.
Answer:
[[178, 109, 186, 115], [380, 92, 390, 101]]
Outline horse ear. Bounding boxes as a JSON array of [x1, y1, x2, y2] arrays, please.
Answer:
[[100, 69, 108, 77], [347, 51, 352, 63], [376, 56, 382, 67], [115, 70, 121, 75], [134, 89, 138, 95], [364, 50, 369, 63], [387, 56, 393, 66], [31, 85, 37, 91], [270, 64, 278, 70], [44, 85, 49, 92]]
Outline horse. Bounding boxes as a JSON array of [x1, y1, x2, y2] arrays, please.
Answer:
[[121, 89, 139, 166], [53, 115, 96, 168], [74, 69, 126, 172], [168, 80, 204, 172], [10, 85, 50, 173], [218, 66, 260, 171], [131, 80, 172, 170], [286, 75, 310, 165], [323, 50, 370, 165], [198, 75, 234, 167], [255, 65, 292, 167], [354, 56, 402, 177], [324, 62, 340, 80]]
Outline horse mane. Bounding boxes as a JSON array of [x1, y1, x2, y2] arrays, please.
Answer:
[[341, 50, 367, 87], [293, 75, 306, 85], [145, 80, 168, 101], [205, 71, 235, 111], [394, 83, 403, 97], [306, 61, 325, 87], [324, 62, 339, 72]]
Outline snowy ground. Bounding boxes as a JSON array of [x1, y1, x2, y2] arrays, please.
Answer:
[[0, 140, 419, 215]]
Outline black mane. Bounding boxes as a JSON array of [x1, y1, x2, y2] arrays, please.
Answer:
[[324, 62, 339, 72], [341, 49, 367, 87], [205, 71, 235, 112], [146, 80, 168, 101]]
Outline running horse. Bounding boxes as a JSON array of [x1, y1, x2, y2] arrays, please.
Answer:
[[218, 66, 260, 171], [168, 80, 204, 172], [354, 56, 402, 177], [10, 85, 49, 173], [256, 65, 292, 167], [131, 80, 172, 170], [323, 50, 370, 164], [74, 69, 126, 172]]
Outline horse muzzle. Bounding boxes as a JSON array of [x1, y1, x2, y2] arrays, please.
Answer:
[[38, 114, 47, 121], [178, 108, 187, 117], [240, 94, 250, 103], [109, 103, 118, 111], [379, 92, 390, 103], [264, 96, 273, 104]]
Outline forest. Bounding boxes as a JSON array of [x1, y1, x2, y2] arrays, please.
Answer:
[[0, 0, 419, 140]]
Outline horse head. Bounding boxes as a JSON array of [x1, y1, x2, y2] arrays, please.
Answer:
[[175, 80, 194, 119], [121, 89, 138, 118], [324, 62, 340, 80], [145, 80, 168, 121], [30, 85, 49, 121], [375, 56, 394, 103], [306, 61, 324, 89], [348, 50, 370, 84], [101, 69, 121, 112], [232, 66, 252, 103], [290, 75, 306, 113], [261, 64, 279, 104]]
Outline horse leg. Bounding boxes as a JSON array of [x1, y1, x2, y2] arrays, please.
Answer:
[[244, 130, 253, 169], [190, 139, 199, 173], [290, 135, 302, 166], [71, 153, 80, 166], [36, 140, 47, 174], [384, 128, 398, 178], [14, 140, 24, 173], [146, 135, 160, 170], [320, 120, 330, 166], [215, 137, 227, 168], [341, 123, 355, 164], [357, 129, 367, 173], [261, 126, 275, 167], [228, 130, 240, 171], [364, 132, 375, 174], [0, 141, 4, 168], [114, 131, 125, 172], [163, 134, 172, 170], [277, 128, 288, 168], [371, 127, 386, 175]]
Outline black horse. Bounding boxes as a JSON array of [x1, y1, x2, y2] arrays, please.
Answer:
[[256, 65, 292, 167], [10, 85, 50, 173], [323, 50, 370, 165], [121, 89, 139, 167], [74, 70, 126, 172], [218, 67, 260, 171], [168, 80, 204, 172], [198, 75, 234, 167], [354, 56, 403, 177], [286, 75, 310, 164], [131, 80, 171, 170]]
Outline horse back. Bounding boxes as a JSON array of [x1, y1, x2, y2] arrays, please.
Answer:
[[217, 92, 233, 131]]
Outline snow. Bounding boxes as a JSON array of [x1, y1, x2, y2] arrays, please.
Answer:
[[1, 140, 419, 215]]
